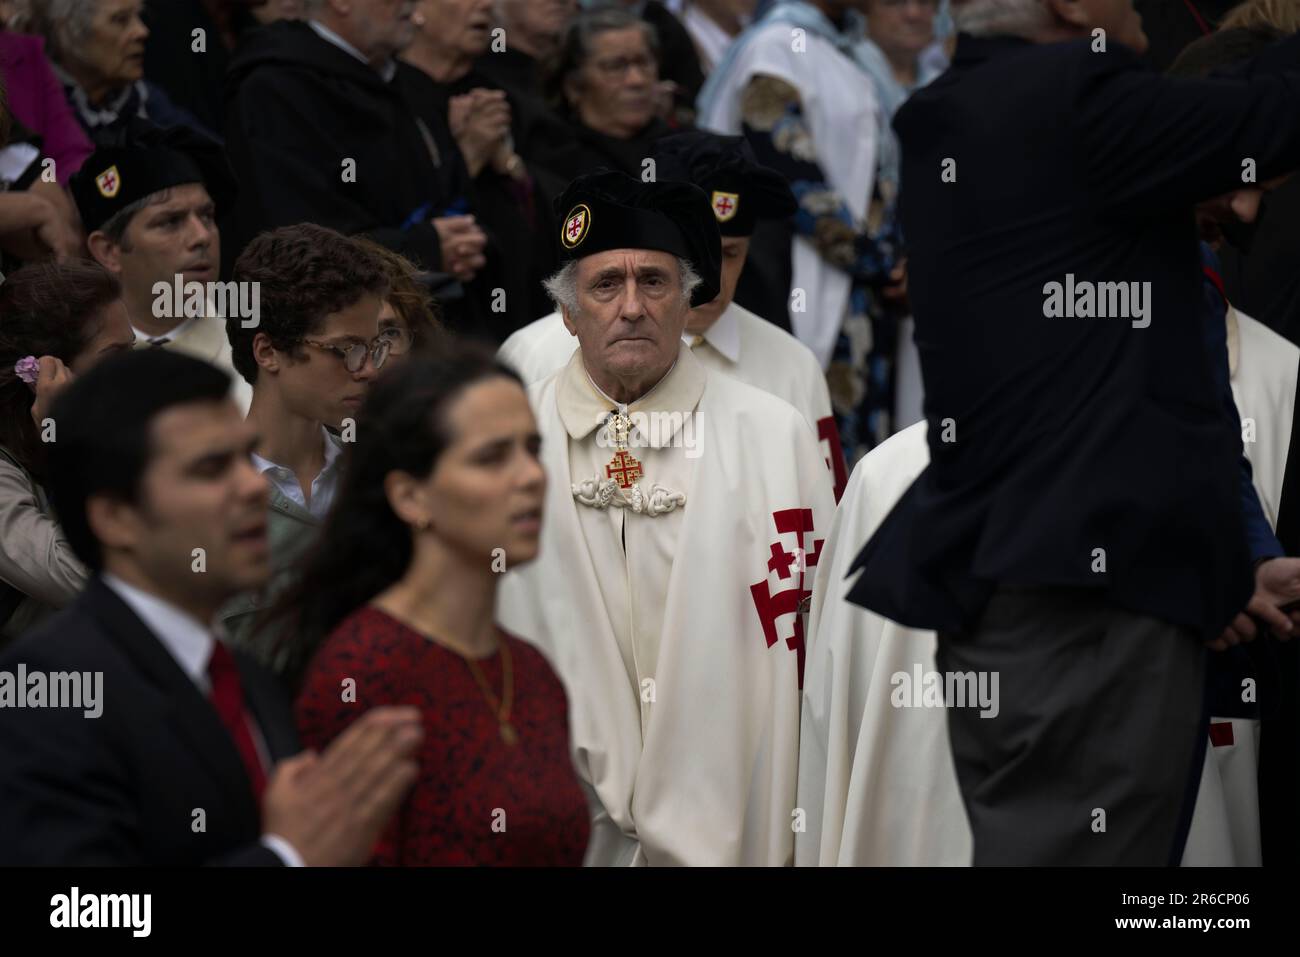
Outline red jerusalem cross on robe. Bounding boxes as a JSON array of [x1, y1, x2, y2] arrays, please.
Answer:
[[606, 449, 643, 488], [749, 508, 823, 688]]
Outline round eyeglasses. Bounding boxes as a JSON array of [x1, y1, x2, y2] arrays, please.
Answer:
[[300, 334, 392, 373]]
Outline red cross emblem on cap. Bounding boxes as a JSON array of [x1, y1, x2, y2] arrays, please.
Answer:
[[95, 165, 121, 199], [711, 190, 739, 223], [562, 204, 591, 249]]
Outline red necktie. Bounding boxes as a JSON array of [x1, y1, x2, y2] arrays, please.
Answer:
[[206, 641, 267, 804]]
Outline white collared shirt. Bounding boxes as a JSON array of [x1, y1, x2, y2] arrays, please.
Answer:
[[251, 428, 344, 520], [131, 315, 199, 348], [101, 574, 304, 867], [685, 304, 741, 364], [309, 19, 398, 83], [103, 573, 214, 690]]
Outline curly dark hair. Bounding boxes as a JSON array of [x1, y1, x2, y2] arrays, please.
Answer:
[[226, 224, 390, 385], [0, 261, 123, 477]]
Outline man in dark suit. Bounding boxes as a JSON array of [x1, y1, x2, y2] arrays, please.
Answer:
[[848, 0, 1300, 865], [0, 349, 421, 866]]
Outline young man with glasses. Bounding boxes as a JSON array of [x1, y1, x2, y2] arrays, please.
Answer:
[[221, 224, 391, 662]]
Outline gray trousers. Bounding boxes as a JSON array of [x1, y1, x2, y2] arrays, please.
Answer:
[[937, 586, 1207, 866]]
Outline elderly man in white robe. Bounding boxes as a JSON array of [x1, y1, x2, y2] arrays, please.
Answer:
[[498, 170, 836, 866], [499, 131, 848, 500]]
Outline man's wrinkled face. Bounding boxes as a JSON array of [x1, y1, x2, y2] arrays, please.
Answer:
[[562, 249, 689, 385]]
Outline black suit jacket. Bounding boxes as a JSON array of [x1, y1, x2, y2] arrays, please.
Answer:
[[848, 33, 1300, 640], [0, 578, 300, 865]]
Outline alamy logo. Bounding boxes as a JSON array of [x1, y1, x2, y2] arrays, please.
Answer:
[[152, 274, 261, 329], [1042, 274, 1151, 328], [0, 665, 102, 718], [595, 410, 703, 459], [50, 887, 151, 937], [890, 665, 1000, 719]]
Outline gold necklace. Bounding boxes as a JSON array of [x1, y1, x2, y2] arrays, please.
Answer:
[[463, 638, 517, 746]]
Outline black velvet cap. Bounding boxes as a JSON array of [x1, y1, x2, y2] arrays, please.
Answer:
[[653, 131, 797, 237], [554, 168, 722, 307], [70, 121, 237, 233]]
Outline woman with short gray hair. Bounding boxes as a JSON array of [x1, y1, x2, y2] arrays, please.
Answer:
[[9, 0, 208, 144], [534, 8, 676, 184]]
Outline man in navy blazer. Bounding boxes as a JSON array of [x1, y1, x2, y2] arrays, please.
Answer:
[[0, 350, 421, 865], [849, 0, 1300, 864]]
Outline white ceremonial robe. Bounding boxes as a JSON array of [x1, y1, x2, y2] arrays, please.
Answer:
[[498, 344, 836, 865], [797, 421, 971, 866], [798, 312, 1298, 866], [698, 20, 879, 368], [498, 303, 847, 498]]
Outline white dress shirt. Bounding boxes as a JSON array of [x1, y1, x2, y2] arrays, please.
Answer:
[[251, 428, 344, 520], [102, 574, 304, 867]]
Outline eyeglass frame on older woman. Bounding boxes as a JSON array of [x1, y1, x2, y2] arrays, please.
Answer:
[[298, 334, 392, 373]]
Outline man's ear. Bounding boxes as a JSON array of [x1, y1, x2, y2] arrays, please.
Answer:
[[86, 493, 144, 560], [560, 304, 578, 337], [251, 331, 282, 376], [1043, 0, 1089, 31], [86, 230, 123, 275]]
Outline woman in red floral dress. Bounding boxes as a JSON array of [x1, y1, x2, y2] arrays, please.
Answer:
[[275, 347, 589, 865]]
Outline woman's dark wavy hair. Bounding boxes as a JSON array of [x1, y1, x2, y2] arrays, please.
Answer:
[[262, 343, 526, 689], [0, 261, 123, 477]]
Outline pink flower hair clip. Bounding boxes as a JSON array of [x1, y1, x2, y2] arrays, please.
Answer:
[[14, 356, 40, 386]]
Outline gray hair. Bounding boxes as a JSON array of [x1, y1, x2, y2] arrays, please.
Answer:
[[951, 0, 1053, 39], [9, 0, 105, 66], [543, 256, 702, 315]]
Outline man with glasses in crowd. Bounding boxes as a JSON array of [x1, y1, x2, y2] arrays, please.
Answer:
[[220, 224, 392, 662]]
